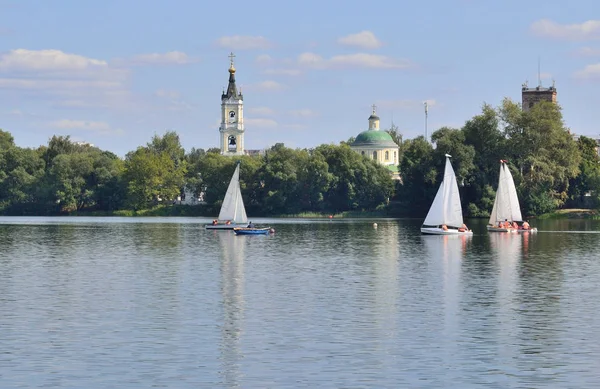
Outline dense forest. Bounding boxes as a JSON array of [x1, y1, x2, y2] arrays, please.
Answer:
[[1, 98, 599, 218]]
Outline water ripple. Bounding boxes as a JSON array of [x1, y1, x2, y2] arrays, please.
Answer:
[[0, 218, 599, 387]]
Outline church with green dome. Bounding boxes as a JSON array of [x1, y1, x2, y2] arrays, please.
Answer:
[[350, 106, 400, 180]]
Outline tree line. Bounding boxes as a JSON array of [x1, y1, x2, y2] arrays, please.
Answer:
[[1, 98, 599, 217]]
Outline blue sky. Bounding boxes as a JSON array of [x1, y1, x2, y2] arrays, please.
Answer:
[[1, 0, 600, 156]]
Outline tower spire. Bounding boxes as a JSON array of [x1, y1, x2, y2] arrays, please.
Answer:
[[223, 52, 240, 99]]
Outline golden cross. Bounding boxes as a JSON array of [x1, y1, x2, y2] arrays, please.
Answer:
[[372, 104, 376, 113], [228, 52, 236, 66]]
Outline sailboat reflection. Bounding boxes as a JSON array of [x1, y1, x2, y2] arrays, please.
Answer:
[[488, 232, 522, 351], [488, 232, 522, 297], [422, 234, 471, 324], [217, 231, 246, 387]]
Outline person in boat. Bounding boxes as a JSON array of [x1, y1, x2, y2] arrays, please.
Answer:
[[441, 224, 448, 231], [247, 221, 255, 228], [522, 221, 530, 230], [226, 220, 231, 225], [212, 219, 217, 225], [458, 223, 468, 232], [512, 221, 518, 229]]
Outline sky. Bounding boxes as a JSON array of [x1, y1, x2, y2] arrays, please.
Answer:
[[1, 0, 600, 156]]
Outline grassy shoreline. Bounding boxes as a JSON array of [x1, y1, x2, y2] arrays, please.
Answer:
[[4, 205, 598, 219], [53, 206, 391, 218], [537, 208, 599, 219]]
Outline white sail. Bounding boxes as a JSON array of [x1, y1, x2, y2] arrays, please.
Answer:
[[217, 163, 248, 224], [488, 162, 523, 225], [423, 156, 464, 228]]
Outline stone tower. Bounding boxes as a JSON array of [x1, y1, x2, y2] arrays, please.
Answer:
[[521, 80, 557, 112], [219, 52, 244, 155]]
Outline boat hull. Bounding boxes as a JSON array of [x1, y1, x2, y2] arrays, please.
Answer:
[[205, 224, 245, 230], [421, 227, 473, 235], [487, 226, 537, 233], [233, 227, 271, 235]]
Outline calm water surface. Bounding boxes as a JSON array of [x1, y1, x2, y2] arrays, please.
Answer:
[[1, 216, 600, 388]]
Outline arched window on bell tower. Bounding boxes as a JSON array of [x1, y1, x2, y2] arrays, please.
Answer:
[[228, 135, 237, 152]]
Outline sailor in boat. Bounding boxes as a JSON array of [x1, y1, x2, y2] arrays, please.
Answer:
[[247, 221, 255, 228], [458, 223, 469, 232], [522, 221, 530, 230], [441, 224, 448, 231], [212, 219, 218, 225], [226, 220, 231, 225], [512, 221, 518, 229]]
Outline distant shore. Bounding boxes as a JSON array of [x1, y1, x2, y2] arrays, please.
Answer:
[[3, 206, 598, 219], [537, 208, 599, 219], [51, 205, 391, 219]]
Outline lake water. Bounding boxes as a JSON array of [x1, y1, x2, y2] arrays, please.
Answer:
[[1, 216, 600, 388]]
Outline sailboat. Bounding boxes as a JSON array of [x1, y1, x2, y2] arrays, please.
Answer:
[[421, 154, 473, 235], [487, 160, 537, 233], [205, 162, 248, 230]]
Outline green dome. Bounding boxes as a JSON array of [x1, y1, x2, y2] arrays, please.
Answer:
[[352, 130, 397, 147]]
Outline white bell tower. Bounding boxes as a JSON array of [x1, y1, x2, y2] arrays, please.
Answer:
[[219, 52, 245, 155]]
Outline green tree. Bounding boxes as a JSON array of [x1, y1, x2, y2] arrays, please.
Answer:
[[567, 136, 600, 208], [124, 135, 185, 210], [397, 136, 436, 216], [462, 103, 506, 216], [500, 99, 580, 214], [0, 129, 15, 150]]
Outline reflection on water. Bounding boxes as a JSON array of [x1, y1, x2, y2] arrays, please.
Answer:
[[1, 217, 600, 388], [217, 232, 245, 388]]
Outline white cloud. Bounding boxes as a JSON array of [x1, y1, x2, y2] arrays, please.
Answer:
[[165, 100, 193, 112], [1, 109, 38, 118], [248, 80, 286, 91], [337, 31, 383, 49], [0, 78, 122, 90], [289, 109, 318, 118], [155, 89, 181, 99], [0, 49, 133, 110], [49, 119, 122, 135], [531, 19, 600, 41], [248, 106, 275, 115], [262, 68, 302, 76], [152, 89, 193, 111], [245, 118, 278, 128], [575, 47, 600, 56], [51, 99, 108, 109], [255, 54, 272, 63], [298, 52, 412, 69], [0, 49, 107, 72], [120, 51, 197, 65], [573, 63, 600, 79], [216, 35, 272, 50], [376, 99, 437, 110]]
